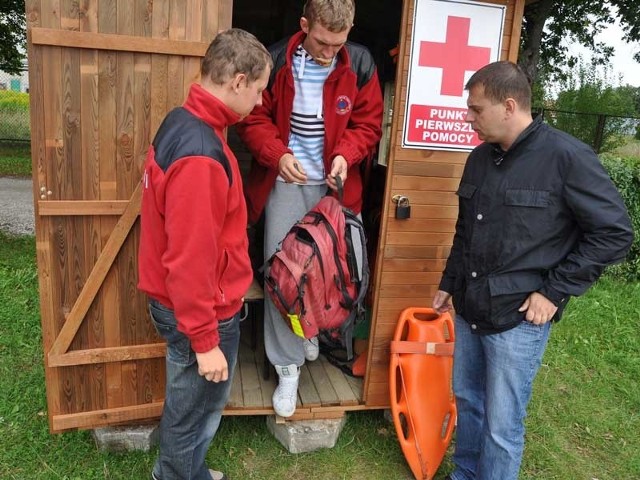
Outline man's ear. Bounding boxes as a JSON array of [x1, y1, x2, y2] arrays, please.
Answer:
[[504, 98, 517, 116], [300, 16, 309, 34], [231, 73, 247, 93]]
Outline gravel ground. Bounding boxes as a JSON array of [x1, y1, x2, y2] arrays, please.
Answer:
[[0, 177, 35, 236]]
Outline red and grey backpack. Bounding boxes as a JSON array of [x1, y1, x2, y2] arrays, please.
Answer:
[[264, 181, 369, 360]]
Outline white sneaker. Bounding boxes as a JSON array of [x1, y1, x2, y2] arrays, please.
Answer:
[[152, 469, 226, 480], [303, 336, 320, 362], [272, 364, 300, 417], [208, 470, 227, 480]]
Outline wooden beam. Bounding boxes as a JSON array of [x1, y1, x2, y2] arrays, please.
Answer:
[[509, 0, 526, 63], [365, 0, 415, 406], [222, 408, 275, 416], [38, 200, 129, 216], [49, 343, 166, 367], [309, 404, 376, 413], [48, 183, 142, 358], [52, 392, 368, 431], [52, 401, 163, 431], [285, 410, 346, 421], [30, 27, 208, 57]]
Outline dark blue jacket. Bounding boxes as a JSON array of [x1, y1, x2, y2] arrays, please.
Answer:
[[439, 116, 633, 334]]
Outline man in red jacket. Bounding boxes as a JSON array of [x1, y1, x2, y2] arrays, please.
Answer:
[[236, 0, 383, 418], [138, 29, 271, 480]]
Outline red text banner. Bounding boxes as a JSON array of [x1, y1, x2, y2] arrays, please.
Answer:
[[402, 0, 505, 152]]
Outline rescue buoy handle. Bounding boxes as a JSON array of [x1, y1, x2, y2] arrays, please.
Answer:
[[444, 314, 455, 343], [443, 402, 456, 444]]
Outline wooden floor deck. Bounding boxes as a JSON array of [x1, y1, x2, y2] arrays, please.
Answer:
[[225, 331, 364, 420]]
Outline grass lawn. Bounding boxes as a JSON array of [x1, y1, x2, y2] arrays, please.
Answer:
[[0, 143, 31, 177], [1, 232, 639, 479]]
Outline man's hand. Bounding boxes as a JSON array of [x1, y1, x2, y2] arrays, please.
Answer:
[[278, 153, 307, 184], [433, 290, 453, 314], [326, 155, 348, 191], [196, 346, 229, 383], [518, 292, 558, 325]]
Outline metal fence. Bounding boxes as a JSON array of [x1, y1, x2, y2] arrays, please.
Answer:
[[536, 108, 640, 154], [0, 69, 30, 144]]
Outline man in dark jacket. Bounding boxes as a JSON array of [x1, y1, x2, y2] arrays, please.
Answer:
[[138, 29, 271, 480], [433, 61, 633, 480], [236, 0, 382, 418]]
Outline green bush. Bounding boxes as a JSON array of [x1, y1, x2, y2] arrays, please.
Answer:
[[0, 90, 29, 112], [601, 154, 640, 281], [0, 91, 30, 141]]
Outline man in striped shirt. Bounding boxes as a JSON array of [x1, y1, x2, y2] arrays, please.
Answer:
[[237, 0, 383, 418]]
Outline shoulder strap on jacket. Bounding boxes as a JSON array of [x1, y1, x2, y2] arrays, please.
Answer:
[[343, 42, 377, 89], [268, 36, 290, 90]]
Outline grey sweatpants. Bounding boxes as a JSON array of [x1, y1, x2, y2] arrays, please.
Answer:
[[263, 180, 363, 367]]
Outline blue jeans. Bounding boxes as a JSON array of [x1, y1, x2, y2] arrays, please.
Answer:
[[149, 299, 240, 480], [450, 315, 551, 480]]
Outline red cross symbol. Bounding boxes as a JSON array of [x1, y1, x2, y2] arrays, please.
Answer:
[[419, 16, 491, 97]]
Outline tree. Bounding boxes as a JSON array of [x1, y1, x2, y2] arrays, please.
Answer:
[[520, 0, 640, 85], [0, 0, 26, 74], [547, 61, 639, 152]]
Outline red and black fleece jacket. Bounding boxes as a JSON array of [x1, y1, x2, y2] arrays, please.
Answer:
[[237, 30, 384, 224], [138, 84, 253, 353]]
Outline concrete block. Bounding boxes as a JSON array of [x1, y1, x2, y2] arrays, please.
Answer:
[[92, 423, 159, 452], [266, 416, 347, 454], [383, 408, 394, 424]]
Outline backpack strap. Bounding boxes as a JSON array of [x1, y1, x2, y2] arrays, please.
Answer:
[[340, 311, 358, 360], [319, 340, 360, 377], [265, 250, 306, 314], [335, 175, 344, 204], [341, 212, 370, 360], [346, 213, 370, 296]]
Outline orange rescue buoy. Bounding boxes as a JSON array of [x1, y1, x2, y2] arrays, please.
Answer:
[[389, 307, 456, 480]]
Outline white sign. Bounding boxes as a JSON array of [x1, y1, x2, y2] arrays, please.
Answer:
[[402, 0, 505, 151]]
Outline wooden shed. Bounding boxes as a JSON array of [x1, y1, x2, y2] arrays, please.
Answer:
[[27, 0, 527, 433]]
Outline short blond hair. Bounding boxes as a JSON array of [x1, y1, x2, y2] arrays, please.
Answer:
[[303, 0, 355, 32], [201, 28, 272, 85]]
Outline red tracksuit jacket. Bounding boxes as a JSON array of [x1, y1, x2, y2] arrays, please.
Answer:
[[237, 31, 384, 224], [138, 84, 252, 353]]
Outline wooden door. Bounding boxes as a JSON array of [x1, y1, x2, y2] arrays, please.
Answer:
[[363, 0, 526, 406], [26, 0, 232, 433]]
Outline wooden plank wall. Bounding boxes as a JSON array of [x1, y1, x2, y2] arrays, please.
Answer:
[[364, 0, 523, 406], [26, 0, 231, 432]]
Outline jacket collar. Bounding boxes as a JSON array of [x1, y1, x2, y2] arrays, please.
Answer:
[[183, 83, 241, 132], [490, 115, 543, 165]]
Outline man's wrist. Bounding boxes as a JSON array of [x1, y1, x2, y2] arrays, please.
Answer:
[[537, 285, 567, 307]]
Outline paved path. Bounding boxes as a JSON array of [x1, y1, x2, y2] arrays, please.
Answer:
[[0, 177, 35, 236]]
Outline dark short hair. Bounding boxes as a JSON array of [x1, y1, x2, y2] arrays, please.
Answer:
[[465, 61, 532, 111], [201, 28, 272, 85], [303, 0, 355, 32]]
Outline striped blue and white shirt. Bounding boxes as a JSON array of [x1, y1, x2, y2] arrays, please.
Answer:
[[284, 45, 336, 184]]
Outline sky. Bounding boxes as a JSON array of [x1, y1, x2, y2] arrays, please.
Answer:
[[565, 16, 640, 87]]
